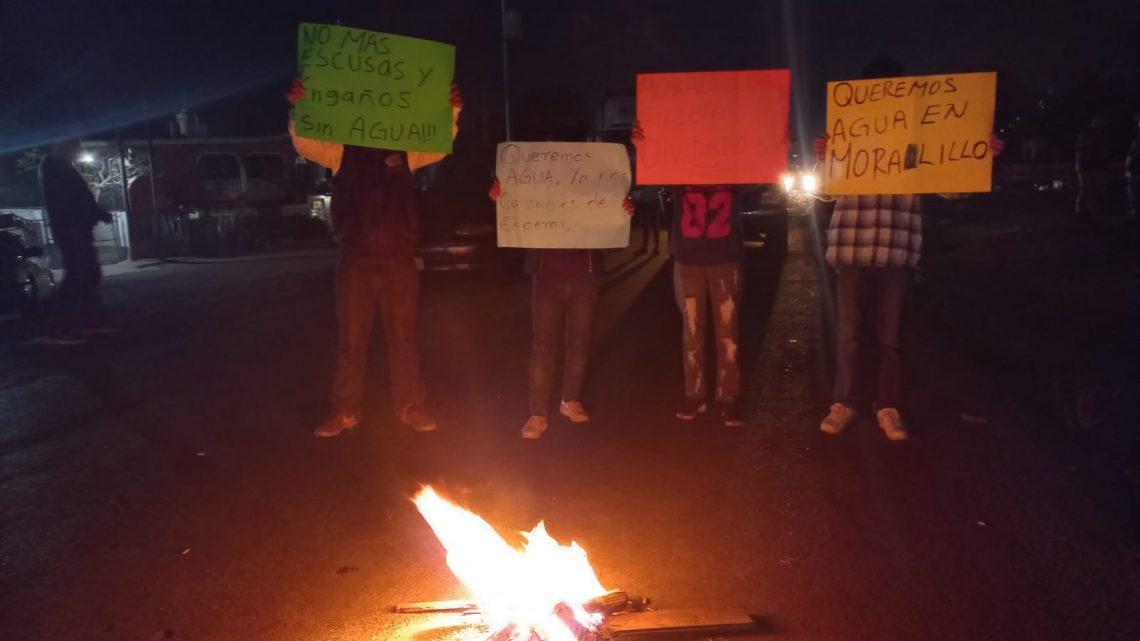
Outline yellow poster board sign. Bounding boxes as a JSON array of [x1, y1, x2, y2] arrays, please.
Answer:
[[823, 72, 996, 195]]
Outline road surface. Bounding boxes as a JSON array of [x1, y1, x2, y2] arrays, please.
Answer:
[[2, 232, 1138, 641]]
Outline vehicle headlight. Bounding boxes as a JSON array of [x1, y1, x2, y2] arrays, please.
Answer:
[[781, 174, 795, 192], [801, 174, 818, 194]]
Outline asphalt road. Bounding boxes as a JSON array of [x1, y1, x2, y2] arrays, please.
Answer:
[[2, 232, 1138, 641]]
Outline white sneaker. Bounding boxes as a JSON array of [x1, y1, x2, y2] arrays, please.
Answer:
[[313, 411, 360, 438], [820, 403, 855, 434], [876, 408, 910, 441], [521, 415, 548, 439], [559, 400, 591, 423]]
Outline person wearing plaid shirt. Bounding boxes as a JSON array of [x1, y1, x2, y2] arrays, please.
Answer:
[[814, 58, 1004, 441], [825, 195, 923, 268], [820, 191, 923, 441]]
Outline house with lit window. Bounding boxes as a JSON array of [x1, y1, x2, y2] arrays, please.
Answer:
[[78, 113, 327, 259]]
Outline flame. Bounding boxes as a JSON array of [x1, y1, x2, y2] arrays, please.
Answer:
[[412, 486, 608, 641]]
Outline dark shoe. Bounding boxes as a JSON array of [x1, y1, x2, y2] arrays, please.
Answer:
[[314, 411, 359, 438], [401, 403, 438, 432], [720, 400, 744, 427], [42, 331, 87, 346], [676, 397, 708, 420]]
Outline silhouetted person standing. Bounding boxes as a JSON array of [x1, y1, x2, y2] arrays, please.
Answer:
[[633, 187, 665, 256], [38, 139, 114, 344], [1076, 116, 1111, 221]]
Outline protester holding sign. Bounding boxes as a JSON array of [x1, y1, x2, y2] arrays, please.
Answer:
[[632, 122, 746, 428], [489, 179, 634, 439], [287, 71, 461, 438], [815, 59, 1003, 441]]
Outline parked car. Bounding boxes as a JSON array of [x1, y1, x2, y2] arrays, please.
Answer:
[[415, 189, 499, 272], [414, 151, 503, 272], [0, 230, 55, 318], [305, 152, 507, 272], [739, 184, 790, 254]]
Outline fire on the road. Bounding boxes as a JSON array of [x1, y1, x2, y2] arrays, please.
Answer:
[[412, 486, 609, 641]]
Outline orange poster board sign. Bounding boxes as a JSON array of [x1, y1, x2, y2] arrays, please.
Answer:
[[635, 70, 790, 185]]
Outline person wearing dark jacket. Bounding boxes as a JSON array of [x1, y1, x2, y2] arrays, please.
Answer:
[[631, 122, 746, 428], [38, 139, 114, 344], [288, 78, 461, 437], [488, 179, 634, 439]]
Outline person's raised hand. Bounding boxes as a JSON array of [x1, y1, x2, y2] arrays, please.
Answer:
[[450, 82, 463, 110], [286, 77, 305, 105], [814, 134, 829, 162], [990, 133, 1005, 157], [631, 121, 645, 146]]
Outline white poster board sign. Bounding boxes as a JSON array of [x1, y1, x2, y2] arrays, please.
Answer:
[[496, 142, 632, 249]]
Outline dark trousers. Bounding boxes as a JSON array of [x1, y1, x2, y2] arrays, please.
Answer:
[[331, 256, 425, 417], [52, 235, 104, 331], [637, 202, 661, 253], [1128, 175, 1139, 218], [673, 261, 742, 402], [834, 265, 909, 409], [529, 278, 598, 416], [1076, 170, 1109, 218]]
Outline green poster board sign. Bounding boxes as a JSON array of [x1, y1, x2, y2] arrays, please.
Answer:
[[294, 23, 455, 153]]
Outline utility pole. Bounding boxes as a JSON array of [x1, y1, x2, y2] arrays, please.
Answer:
[[500, 1, 520, 141], [115, 127, 135, 260], [143, 104, 163, 258]]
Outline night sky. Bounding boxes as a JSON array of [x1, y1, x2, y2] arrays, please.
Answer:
[[2, 0, 1137, 153]]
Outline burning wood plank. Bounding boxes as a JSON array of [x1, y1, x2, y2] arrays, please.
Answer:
[[602, 609, 755, 637], [393, 599, 478, 614], [410, 487, 640, 640], [395, 590, 633, 616]]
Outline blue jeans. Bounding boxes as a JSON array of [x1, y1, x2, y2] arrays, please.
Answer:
[[331, 256, 425, 416], [834, 265, 909, 409], [529, 278, 598, 416]]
